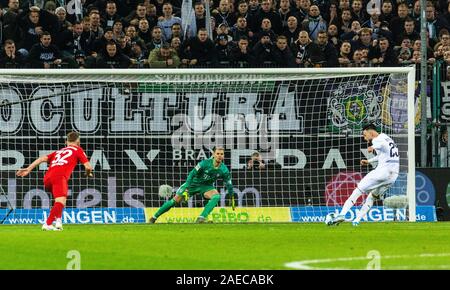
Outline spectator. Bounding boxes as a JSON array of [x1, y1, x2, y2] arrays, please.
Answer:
[[125, 25, 146, 49], [323, 1, 338, 25], [216, 23, 233, 42], [147, 26, 164, 51], [351, 27, 373, 51], [247, 152, 265, 170], [253, 0, 282, 34], [271, 35, 296, 67], [351, 0, 367, 24], [170, 36, 181, 54], [293, 0, 310, 23], [88, 11, 104, 41], [396, 17, 420, 46], [17, 6, 44, 56], [28, 31, 62, 68], [397, 43, 413, 65], [235, 0, 250, 22], [301, 4, 327, 41], [278, 0, 298, 32], [58, 21, 86, 57], [380, 0, 395, 24], [96, 41, 131, 68], [91, 27, 115, 57], [254, 18, 277, 43], [389, 3, 409, 38], [291, 30, 322, 67], [216, 34, 233, 64], [2, 0, 22, 44], [316, 30, 338, 67], [138, 18, 152, 46], [230, 36, 256, 66], [213, 0, 236, 28], [341, 20, 362, 41], [124, 3, 151, 28], [368, 37, 397, 66], [55, 6, 71, 32], [112, 20, 125, 40], [327, 24, 341, 48], [333, 8, 352, 35], [283, 16, 301, 45], [168, 22, 184, 44], [426, 3, 450, 46], [231, 16, 253, 43], [180, 28, 218, 67], [248, 0, 260, 19], [252, 31, 274, 65], [101, 1, 121, 28], [129, 41, 149, 67], [157, 3, 182, 41], [0, 39, 25, 68], [194, 2, 206, 32], [338, 41, 352, 67], [116, 36, 132, 56], [434, 30, 450, 51], [148, 42, 180, 68], [351, 48, 368, 67]]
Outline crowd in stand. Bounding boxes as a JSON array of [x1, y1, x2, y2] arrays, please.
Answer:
[[0, 0, 449, 69]]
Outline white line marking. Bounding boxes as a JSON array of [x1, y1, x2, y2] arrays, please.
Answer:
[[284, 253, 450, 270]]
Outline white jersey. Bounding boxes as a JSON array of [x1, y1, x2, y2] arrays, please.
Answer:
[[370, 133, 400, 172]]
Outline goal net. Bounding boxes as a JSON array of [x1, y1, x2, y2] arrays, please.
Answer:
[[0, 68, 417, 224]]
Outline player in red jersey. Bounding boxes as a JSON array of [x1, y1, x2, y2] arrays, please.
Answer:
[[16, 132, 93, 231]]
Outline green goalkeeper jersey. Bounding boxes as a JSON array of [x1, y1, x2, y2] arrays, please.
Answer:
[[185, 157, 234, 196]]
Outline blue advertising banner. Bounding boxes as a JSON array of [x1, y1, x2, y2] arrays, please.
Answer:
[[290, 206, 436, 223], [0, 208, 145, 225]]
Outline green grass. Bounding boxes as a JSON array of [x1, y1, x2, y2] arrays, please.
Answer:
[[1, 222, 450, 270]]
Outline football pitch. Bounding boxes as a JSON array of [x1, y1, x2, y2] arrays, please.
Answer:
[[1, 222, 449, 270]]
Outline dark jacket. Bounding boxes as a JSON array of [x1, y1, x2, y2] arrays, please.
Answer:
[[180, 37, 218, 66], [271, 46, 296, 67], [96, 52, 131, 68], [28, 43, 62, 68]]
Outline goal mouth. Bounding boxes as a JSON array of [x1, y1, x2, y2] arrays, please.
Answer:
[[0, 68, 420, 224]]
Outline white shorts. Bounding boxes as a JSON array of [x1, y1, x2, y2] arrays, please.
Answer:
[[357, 167, 399, 198]]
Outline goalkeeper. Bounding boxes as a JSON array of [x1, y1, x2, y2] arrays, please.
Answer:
[[150, 146, 236, 223]]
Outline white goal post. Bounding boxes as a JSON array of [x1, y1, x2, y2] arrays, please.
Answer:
[[0, 67, 418, 224]]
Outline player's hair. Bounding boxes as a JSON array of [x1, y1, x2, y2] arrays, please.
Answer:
[[362, 123, 377, 132], [213, 146, 225, 152], [67, 131, 80, 142], [251, 151, 260, 157]]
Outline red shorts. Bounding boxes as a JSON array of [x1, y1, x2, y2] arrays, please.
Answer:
[[44, 175, 69, 199]]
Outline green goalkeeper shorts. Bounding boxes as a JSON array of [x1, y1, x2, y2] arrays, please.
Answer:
[[176, 183, 216, 198]]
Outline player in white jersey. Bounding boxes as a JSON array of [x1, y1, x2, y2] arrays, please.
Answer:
[[331, 124, 400, 226]]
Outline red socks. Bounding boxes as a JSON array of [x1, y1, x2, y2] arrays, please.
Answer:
[[46, 202, 64, 226]]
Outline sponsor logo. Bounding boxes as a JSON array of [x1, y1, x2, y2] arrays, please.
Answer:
[[144, 207, 291, 223]]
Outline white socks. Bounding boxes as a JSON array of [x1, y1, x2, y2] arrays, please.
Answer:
[[354, 194, 374, 223], [339, 187, 363, 217]]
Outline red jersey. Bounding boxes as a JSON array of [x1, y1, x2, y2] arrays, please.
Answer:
[[44, 145, 89, 181]]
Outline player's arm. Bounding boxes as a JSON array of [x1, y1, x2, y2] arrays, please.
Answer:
[[83, 162, 94, 177], [223, 169, 235, 197], [362, 140, 378, 166], [16, 155, 49, 177], [184, 162, 203, 188]]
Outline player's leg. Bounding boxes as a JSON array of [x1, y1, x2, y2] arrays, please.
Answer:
[[352, 193, 375, 226], [150, 183, 188, 223], [197, 187, 220, 223], [353, 184, 390, 226], [333, 170, 379, 225], [54, 196, 67, 230], [43, 177, 68, 231]]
